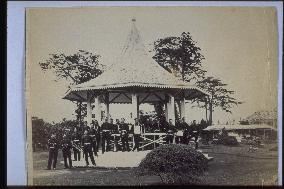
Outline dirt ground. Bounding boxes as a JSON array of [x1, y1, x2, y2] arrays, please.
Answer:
[[32, 142, 278, 186]]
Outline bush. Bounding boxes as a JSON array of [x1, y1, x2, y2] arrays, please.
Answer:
[[135, 144, 208, 184], [213, 136, 239, 146], [222, 136, 239, 146]]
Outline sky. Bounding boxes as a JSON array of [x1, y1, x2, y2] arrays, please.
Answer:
[[26, 6, 278, 124]]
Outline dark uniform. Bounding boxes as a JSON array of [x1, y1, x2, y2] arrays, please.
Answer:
[[175, 121, 187, 144], [119, 123, 130, 152], [131, 122, 142, 151], [89, 127, 98, 156], [166, 122, 177, 144], [144, 119, 153, 133], [62, 135, 73, 168], [101, 122, 111, 153], [183, 122, 193, 145], [81, 132, 96, 166], [152, 120, 160, 148], [159, 119, 168, 133], [93, 123, 101, 153], [47, 135, 59, 170], [71, 129, 81, 161], [110, 122, 120, 152]]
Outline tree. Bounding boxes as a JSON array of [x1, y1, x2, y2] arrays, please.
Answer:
[[194, 77, 243, 125], [152, 32, 206, 119], [153, 32, 206, 82], [39, 50, 105, 125]]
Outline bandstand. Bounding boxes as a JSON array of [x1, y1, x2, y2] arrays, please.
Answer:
[[63, 19, 208, 151]]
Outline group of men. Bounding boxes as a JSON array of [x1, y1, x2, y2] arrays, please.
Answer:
[[46, 117, 207, 170]]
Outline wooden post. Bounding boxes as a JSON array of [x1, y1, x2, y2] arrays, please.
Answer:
[[167, 94, 175, 125], [180, 97, 186, 121], [131, 93, 138, 124], [165, 100, 169, 121], [94, 95, 102, 125], [86, 91, 92, 126], [263, 129, 266, 140], [105, 93, 110, 121]]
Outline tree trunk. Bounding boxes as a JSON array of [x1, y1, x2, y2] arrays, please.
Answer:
[[78, 102, 82, 127], [205, 100, 208, 122], [208, 94, 214, 125]]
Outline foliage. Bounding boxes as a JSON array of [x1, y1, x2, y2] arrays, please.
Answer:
[[39, 50, 105, 124], [39, 50, 104, 84], [152, 33, 207, 120], [214, 136, 239, 146], [153, 32, 206, 82], [32, 117, 80, 151], [135, 144, 208, 184], [193, 77, 243, 125], [32, 117, 50, 151]]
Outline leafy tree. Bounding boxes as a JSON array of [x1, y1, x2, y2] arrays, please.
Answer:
[[153, 32, 206, 82], [39, 50, 105, 126], [194, 77, 243, 125], [152, 32, 206, 120]]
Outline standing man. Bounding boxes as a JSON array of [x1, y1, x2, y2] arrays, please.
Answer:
[[190, 120, 199, 149], [166, 119, 177, 144], [131, 118, 142, 152], [112, 119, 120, 151], [90, 121, 98, 157], [101, 118, 111, 154], [72, 127, 81, 161], [183, 119, 195, 145], [93, 120, 101, 154], [81, 130, 96, 166], [62, 134, 73, 169], [46, 133, 59, 170], [119, 118, 130, 152], [175, 118, 187, 144]]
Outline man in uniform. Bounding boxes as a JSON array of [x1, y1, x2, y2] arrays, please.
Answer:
[[92, 119, 101, 153], [90, 121, 98, 157], [112, 119, 120, 151], [183, 119, 195, 145], [61, 134, 73, 169], [47, 133, 59, 170], [72, 127, 81, 161], [190, 120, 200, 149], [166, 119, 177, 144], [131, 118, 142, 151], [81, 130, 96, 166], [176, 117, 189, 144], [101, 118, 111, 154], [119, 118, 130, 152]]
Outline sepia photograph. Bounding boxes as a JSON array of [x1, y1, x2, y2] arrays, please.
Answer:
[[25, 6, 279, 185]]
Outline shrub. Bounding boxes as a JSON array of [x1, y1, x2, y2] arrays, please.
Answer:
[[222, 136, 239, 146], [214, 136, 239, 146], [135, 144, 208, 184]]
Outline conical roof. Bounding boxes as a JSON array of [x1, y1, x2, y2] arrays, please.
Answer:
[[63, 19, 208, 102], [70, 19, 202, 91]]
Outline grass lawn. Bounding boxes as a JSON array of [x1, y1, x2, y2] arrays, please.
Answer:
[[32, 142, 278, 186]]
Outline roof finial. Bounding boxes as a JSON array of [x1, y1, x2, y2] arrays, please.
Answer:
[[132, 18, 136, 22]]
